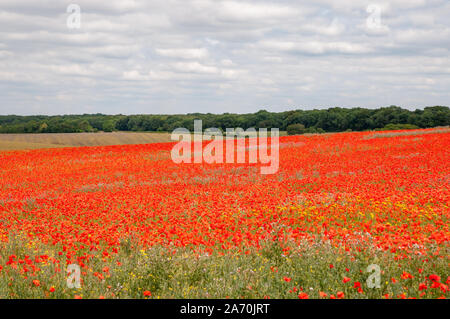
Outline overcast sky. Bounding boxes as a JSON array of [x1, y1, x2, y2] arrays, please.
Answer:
[[0, 0, 449, 115]]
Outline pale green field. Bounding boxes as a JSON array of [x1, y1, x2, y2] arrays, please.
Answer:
[[0, 132, 173, 150], [0, 131, 288, 151]]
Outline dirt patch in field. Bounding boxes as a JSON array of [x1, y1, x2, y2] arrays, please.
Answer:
[[0, 132, 173, 150], [0, 140, 73, 150]]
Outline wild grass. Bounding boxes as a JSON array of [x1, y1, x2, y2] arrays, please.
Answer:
[[0, 140, 71, 151], [364, 127, 450, 139], [0, 234, 447, 299], [0, 132, 173, 151]]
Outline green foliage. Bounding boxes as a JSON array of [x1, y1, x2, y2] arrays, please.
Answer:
[[1, 240, 447, 299], [0, 106, 448, 134], [304, 127, 325, 134], [102, 120, 117, 132], [287, 124, 305, 135], [375, 123, 420, 131]]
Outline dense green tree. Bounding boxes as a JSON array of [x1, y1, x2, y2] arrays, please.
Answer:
[[0, 106, 448, 134], [102, 120, 116, 132], [287, 124, 306, 135]]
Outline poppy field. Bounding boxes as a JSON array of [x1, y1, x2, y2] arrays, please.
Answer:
[[0, 128, 448, 299]]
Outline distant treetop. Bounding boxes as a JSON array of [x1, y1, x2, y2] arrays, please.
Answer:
[[0, 106, 448, 134]]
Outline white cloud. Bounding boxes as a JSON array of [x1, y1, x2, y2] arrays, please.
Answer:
[[258, 40, 372, 55], [155, 48, 209, 59], [217, 1, 298, 21], [171, 62, 218, 74], [0, 0, 449, 115]]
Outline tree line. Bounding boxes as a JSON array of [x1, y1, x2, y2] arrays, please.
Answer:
[[0, 106, 448, 134]]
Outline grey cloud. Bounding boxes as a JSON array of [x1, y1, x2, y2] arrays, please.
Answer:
[[0, 0, 449, 115]]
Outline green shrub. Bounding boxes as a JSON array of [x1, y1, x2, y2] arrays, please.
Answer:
[[287, 124, 305, 135], [376, 124, 420, 131]]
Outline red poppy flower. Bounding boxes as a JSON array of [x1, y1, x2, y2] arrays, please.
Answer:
[[298, 292, 309, 299], [429, 274, 441, 282], [319, 291, 327, 298]]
